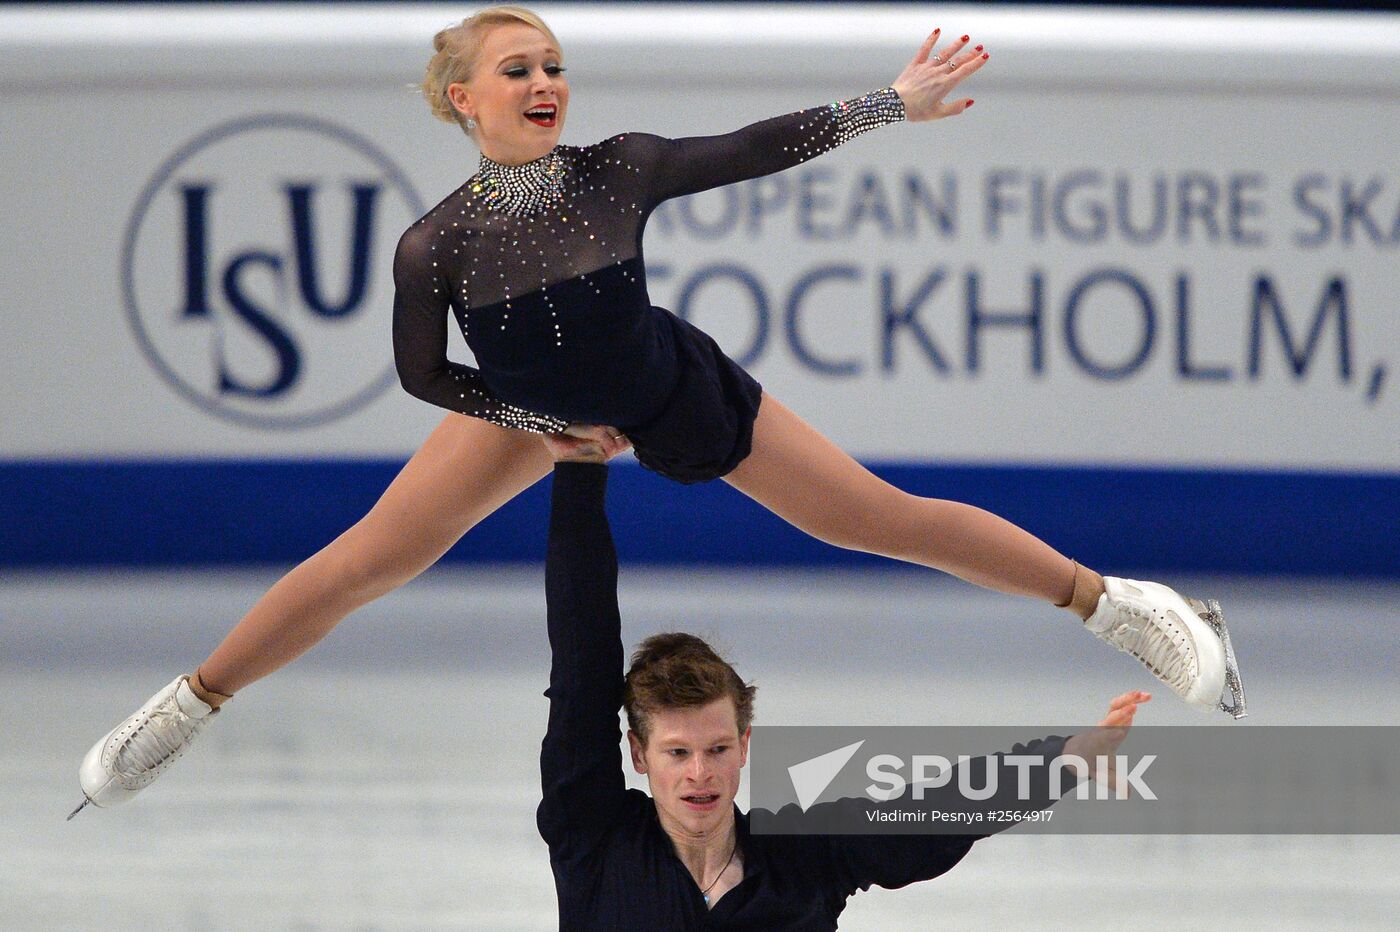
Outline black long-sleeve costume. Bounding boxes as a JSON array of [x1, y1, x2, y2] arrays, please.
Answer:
[[393, 89, 907, 480], [539, 463, 1076, 929]]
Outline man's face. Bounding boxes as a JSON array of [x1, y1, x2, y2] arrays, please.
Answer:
[[629, 697, 750, 838]]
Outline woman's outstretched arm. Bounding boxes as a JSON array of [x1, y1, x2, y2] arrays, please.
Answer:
[[194, 414, 553, 697], [628, 28, 986, 207]]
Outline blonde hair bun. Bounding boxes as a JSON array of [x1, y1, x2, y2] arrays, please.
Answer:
[[421, 6, 562, 135]]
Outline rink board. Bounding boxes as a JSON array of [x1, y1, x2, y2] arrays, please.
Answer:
[[2, 5, 1397, 573], [3, 459, 1396, 576]]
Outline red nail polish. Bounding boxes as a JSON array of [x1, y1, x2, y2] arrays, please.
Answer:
[[961, 35, 969, 42], [975, 45, 984, 52], [966, 99, 974, 108], [982, 52, 989, 60]]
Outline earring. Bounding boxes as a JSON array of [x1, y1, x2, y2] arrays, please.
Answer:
[[465, 117, 476, 130]]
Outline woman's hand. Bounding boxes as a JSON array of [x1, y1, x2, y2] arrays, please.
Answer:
[[543, 424, 631, 464], [890, 28, 988, 122], [1061, 690, 1151, 793]]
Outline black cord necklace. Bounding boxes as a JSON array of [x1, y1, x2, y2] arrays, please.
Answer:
[[700, 838, 738, 906]]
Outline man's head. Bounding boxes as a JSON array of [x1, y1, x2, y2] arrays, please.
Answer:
[[624, 633, 756, 838]]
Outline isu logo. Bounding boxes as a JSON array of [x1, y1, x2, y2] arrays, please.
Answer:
[[121, 115, 424, 428]]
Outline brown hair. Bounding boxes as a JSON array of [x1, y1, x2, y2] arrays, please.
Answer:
[[421, 6, 562, 137], [624, 633, 757, 746]]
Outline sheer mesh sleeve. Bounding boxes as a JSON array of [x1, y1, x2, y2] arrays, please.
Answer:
[[391, 223, 569, 433], [632, 87, 906, 209]]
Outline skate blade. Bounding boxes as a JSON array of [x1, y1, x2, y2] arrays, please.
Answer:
[[66, 796, 93, 821], [1189, 598, 1247, 719]]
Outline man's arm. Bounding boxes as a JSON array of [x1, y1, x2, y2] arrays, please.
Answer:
[[536, 462, 630, 850], [818, 735, 1074, 895], [817, 691, 1150, 896]]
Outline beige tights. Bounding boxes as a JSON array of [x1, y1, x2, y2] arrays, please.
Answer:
[[726, 394, 1104, 617], [190, 396, 1105, 707]]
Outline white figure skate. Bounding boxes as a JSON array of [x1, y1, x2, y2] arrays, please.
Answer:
[[1086, 578, 1247, 718], [68, 675, 218, 819]]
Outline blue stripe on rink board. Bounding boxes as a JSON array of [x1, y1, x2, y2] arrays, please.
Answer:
[[1, 459, 1396, 576]]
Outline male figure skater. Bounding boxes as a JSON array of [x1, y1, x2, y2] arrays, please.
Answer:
[[538, 431, 1146, 927]]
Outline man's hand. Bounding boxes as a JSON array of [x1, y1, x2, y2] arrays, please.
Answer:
[[544, 424, 631, 463], [1062, 690, 1151, 793]]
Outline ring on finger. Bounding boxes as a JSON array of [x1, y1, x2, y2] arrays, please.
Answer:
[[947, 60, 958, 71], [931, 53, 943, 64]]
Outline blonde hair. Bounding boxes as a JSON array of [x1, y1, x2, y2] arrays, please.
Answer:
[[422, 6, 562, 137]]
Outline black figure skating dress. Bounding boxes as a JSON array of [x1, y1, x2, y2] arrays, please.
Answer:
[[393, 87, 906, 482]]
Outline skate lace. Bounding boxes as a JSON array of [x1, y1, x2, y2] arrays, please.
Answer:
[[115, 701, 202, 778], [1106, 605, 1194, 693]]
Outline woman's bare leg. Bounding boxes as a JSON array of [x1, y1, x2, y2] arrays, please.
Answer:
[[724, 394, 1078, 605], [196, 414, 552, 695]]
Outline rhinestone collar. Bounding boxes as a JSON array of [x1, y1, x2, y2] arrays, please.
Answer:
[[473, 147, 569, 216]]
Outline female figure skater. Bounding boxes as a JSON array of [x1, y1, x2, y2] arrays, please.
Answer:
[[73, 7, 1240, 818]]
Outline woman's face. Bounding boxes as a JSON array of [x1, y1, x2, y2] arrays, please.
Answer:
[[449, 23, 569, 165]]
